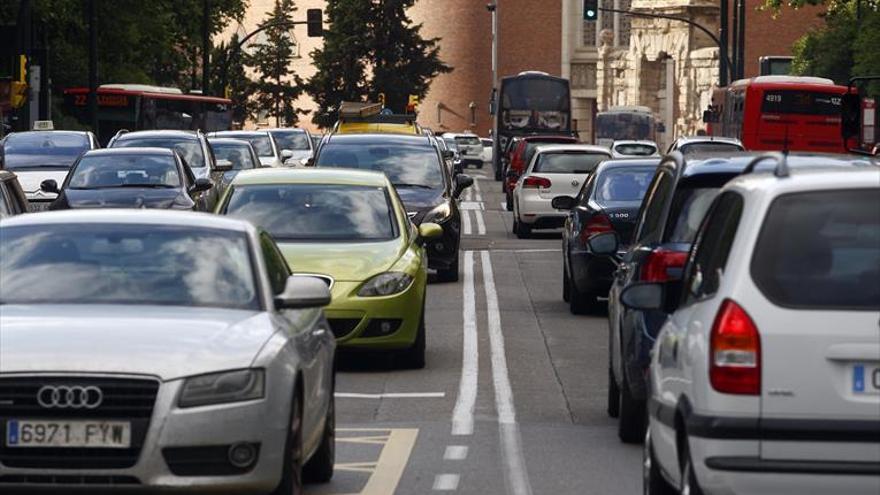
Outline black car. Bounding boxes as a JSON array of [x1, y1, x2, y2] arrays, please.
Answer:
[[0, 170, 29, 217], [553, 159, 659, 315], [313, 133, 473, 281], [109, 130, 224, 206], [43, 148, 216, 211], [602, 151, 876, 444]]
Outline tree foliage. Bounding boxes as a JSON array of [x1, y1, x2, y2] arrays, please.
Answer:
[[307, 0, 451, 128]]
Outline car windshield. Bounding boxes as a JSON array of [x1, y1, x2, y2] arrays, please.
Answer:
[[223, 184, 397, 241], [666, 187, 720, 243], [534, 152, 607, 173], [68, 155, 181, 189], [2, 132, 89, 170], [443, 138, 459, 151], [0, 224, 259, 309], [271, 131, 311, 151], [212, 143, 257, 171], [215, 133, 274, 157], [316, 144, 445, 189], [614, 143, 657, 156], [455, 136, 481, 146], [679, 142, 742, 155], [594, 166, 655, 203], [114, 137, 205, 168]]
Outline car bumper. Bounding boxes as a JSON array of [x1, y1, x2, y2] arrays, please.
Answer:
[[0, 381, 290, 493], [517, 194, 566, 228], [324, 274, 426, 351]]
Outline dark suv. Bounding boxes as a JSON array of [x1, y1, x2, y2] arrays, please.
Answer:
[[603, 151, 878, 444], [313, 133, 473, 281]]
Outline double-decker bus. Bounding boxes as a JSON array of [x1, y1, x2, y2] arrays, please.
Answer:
[[491, 71, 572, 179], [706, 76, 853, 153], [64, 84, 232, 145], [594, 106, 658, 148]]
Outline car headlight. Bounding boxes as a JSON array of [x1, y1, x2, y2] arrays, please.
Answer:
[[178, 369, 265, 408], [422, 202, 452, 224], [358, 272, 414, 297]]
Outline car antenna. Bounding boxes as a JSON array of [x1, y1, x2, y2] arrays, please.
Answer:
[[782, 124, 790, 155]]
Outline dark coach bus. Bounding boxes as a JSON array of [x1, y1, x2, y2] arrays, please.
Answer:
[[64, 84, 233, 145], [491, 71, 572, 179]]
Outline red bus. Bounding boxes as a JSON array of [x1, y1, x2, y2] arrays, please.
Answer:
[[707, 76, 853, 153], [64, 84, 232, 145]]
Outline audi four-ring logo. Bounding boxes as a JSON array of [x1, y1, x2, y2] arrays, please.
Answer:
[[36, 385, 104, 409]]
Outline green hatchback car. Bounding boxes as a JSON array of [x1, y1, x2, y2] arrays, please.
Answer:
[[216, 168, 441, 368]]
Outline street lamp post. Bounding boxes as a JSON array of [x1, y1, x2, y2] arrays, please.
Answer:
[[486, 2, 498, 95]]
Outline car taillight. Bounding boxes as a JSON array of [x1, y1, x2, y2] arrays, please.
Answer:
[[640, 249, 688, 282], [710, 300, 760, 395], [579, 213, 613, 243], [522, 176, 552, 189]]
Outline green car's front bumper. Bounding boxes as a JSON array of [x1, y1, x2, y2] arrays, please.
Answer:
[[325, 271, 426, 350]]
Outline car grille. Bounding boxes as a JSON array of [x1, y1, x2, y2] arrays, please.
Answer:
[[0, 376, 159, 469], [327, 318, 361, 339]]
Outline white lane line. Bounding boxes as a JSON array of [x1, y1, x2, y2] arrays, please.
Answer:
[[475, 210, 486, 236], [473, 179, 483, 202], [464, 187, 474, 202], [444, 445, 469, 461], [462, 209, 473, 235], [433, 474, 461, 491], [336, 392, 445, 399], [452, 251, 478, 436], [480, 251, 534, 495], [500, 202, 507, 210]]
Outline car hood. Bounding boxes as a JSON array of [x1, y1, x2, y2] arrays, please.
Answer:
[[259, 157, 279, 167], [278, 239, 404, 282], [13, 169, 70, 200], [0, 305, 271, 380], [60, 188, 191, 209], [394, 187, 444, 211]]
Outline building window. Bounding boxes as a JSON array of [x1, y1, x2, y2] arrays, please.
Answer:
[[618, 0, 632, 47], [583, 18, 597, 46]]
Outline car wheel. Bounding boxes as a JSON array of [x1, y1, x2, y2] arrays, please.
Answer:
[[618, 374, 646, 444], [495, 166, 502, 181], [436, 254, 460, 283], [505, 192, 513, 211], [568, 276, 596, 315], [303, 381, 335, 483], [563, 268, 571, 303], [398, 302, 427, 369], [643, 430, 676, 495], [680, 442, 705, 495], [607, 366, 620, 418], [272, 389, 304, 495]]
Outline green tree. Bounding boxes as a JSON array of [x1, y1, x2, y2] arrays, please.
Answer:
[[248, 0, 309, 126], [211, 34, 256, 127], [307, 0, 452, 128]]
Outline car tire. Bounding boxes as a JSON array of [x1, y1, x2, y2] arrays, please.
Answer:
[[563, 268, 571, 303], [398, 303, 427, 369], [607, 366, 620, 418], [618, 374, 646, 444], [568, 277, 597, 315], [303, 381, 335, 483], [643, 430, 676, 495], [437, 254, 460, 283], [272, 389, 304, 495], [495, 166, 502, 181], [680, 441, 705, 495], [505, 192, 513, 211]]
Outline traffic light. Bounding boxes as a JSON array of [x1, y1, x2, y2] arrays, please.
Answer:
[[584, 0, 598, 21], [307, 9, 323, 37], [10, 81, 28, 109]]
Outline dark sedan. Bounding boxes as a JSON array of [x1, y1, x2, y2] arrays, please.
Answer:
[[313, 133, 473, 282], [552, 159, 659, 315], [43, 148, 216, 211]]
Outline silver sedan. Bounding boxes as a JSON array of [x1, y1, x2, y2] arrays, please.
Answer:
[[0, 210, 336, 494]]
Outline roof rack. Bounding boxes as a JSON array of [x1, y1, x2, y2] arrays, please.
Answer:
[[337, 101, 417, 125], [743, 152, 790, 178]]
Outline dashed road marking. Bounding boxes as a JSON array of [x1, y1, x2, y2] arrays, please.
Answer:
[[443, 445, 469, 460], [433, 474, 461, 491], [462, 210, 472, 235]]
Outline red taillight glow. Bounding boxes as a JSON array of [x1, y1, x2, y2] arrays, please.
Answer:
[[522, 176, 552, 189], [640, 249, 688, 283], [710, 300, 761, 395], [579, 213, 613, 243]]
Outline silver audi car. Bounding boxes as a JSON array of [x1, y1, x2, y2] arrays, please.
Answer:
[[0, 210, 336, 494]]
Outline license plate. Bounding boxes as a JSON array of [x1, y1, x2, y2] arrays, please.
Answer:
[[852, 364, 880, 395], [6, 420, 131, 448], [29, 201, 52, 212]]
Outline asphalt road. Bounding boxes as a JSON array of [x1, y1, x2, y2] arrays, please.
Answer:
[[308, 166, 642, 495]]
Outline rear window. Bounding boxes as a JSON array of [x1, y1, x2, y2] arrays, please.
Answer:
[[613, 143, 657, 156], [455, 136, 481, 146], [751, 189, 880, 310], [534, 152, 606, 174], [593, 166, 655, 203], [761, 90, 843, 116], [664, 187, 720, 243], [678, 142, 742, 155]]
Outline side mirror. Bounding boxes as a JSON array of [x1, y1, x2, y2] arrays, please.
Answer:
[[280, 149, 294, 160], [190, 178, 213, 193], [40, 179, 60, 194], [214, 159, 233, 172], [275, 276, 332, 310], [586, 231, 619, 255], [442, 150, 455, 161], [454, 174, 474, 197], [551, 195, 577, 210], [418, 222, 443, 240]]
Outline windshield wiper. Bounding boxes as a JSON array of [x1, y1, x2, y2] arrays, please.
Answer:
[[394, 183, 434, 189], [81, 184, 177, 190]]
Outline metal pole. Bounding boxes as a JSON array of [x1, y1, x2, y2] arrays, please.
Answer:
[[20, 0, 32, 130], [720, 0, 729, 86], [88, 0, 99, 135], [737, 0, 746, 79], [202, 0, 210, 93], [731, 0, 740, 81], [490, 2, 498, 90]]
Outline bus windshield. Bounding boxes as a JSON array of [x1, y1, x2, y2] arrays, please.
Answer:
[[596, 113, 655, 141], [500, 78, 570, 132], [761, 90, 842, 116]]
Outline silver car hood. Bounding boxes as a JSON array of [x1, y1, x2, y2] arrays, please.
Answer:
[[0, 305, 273, 380]]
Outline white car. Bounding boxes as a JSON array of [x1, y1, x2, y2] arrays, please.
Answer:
[[481, 137, 494, 164], [442, 133, 483, 169], [512, 144, 611, 238], [616, 155, 880, 495], [209, 131, 285, 168], [666, 136, 744, 155], [610, 140, 659, 159]]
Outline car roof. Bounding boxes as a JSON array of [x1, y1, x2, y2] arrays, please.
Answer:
[[613, 140, 657, 146], [115, 130, 198, 140], [533, 144, 611, 155], [5, 130, 90, 139], [230, 167, 391, 188], [521, 135, 578, 142], [674, 135, 742, 146], [597, 158, 662, 169], [324, 133, 434, 147], [210, 130, 271, 137], [266, 128, 307, 133], [0, 209, 253, 233], [207, 137, 254, 147], [84, 147, 176, 157], [727, 165, 880, 195], [679, 152, 876, 178]]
